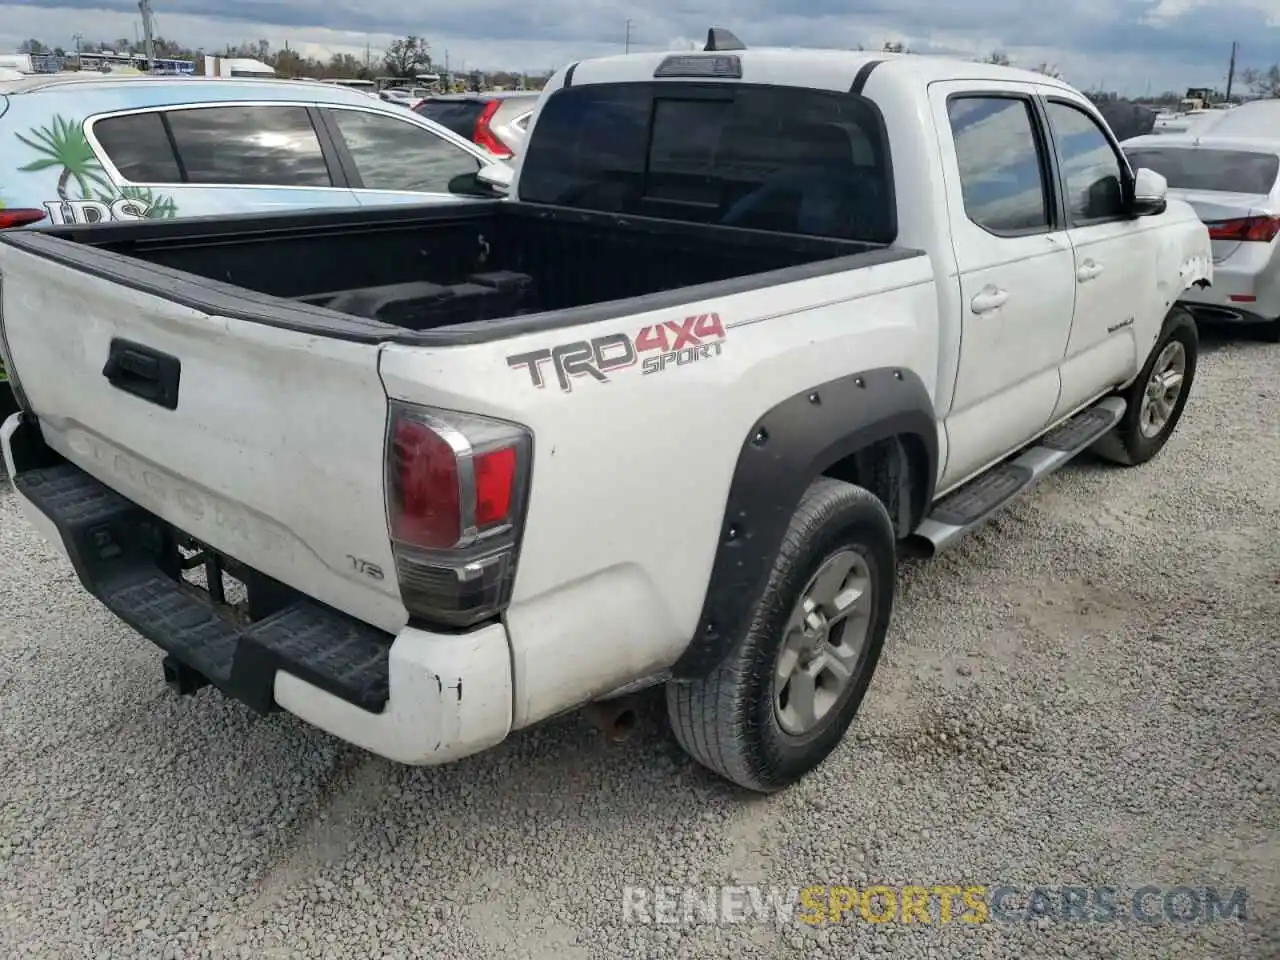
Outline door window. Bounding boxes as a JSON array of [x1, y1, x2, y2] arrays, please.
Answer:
[[93, 112, 182, 182], [1045, 101, 1128, 223], [947, 96, 1052, 235], [163, 105, 332, 186], [328, 109, 482, 192]]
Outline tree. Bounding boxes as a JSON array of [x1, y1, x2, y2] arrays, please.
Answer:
[[1032, 61, 1063, 80], [17, 38, 49, 54], [882, 40, 911, 54], [383, 36, 431, 77], [1240, 65, 1280, 98], [984, 50, 1011, 66]]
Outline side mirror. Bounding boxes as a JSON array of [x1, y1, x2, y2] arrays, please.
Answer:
[[476, 161, 513, 194], [1130, 167, 1168, 217]]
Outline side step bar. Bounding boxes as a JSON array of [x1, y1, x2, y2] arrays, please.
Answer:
[[911, 396, 1126, 555]]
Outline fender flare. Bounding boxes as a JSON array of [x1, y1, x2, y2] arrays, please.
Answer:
[[671, 366, 938, 678]]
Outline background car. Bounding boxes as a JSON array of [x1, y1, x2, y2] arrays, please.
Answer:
[[1124, 131, 1280, 341], [0, 72, 512, 232], [0, 71, 513, 400], [414, 91, 540, 159]]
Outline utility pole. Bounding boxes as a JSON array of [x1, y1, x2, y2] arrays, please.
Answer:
[[625, 18, 632, 54], [1226, 40, 1238, 102], [137, 0, 156, 72]]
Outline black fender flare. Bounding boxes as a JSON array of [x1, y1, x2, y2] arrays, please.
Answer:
[[671, 366, 938, 678]]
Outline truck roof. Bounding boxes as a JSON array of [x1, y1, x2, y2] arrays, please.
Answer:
[[0, 73, 380, 107], [567, 47, 1076, 96]]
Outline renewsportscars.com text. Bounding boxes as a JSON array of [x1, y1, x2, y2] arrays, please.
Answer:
[[621, 884, 1249, 926]]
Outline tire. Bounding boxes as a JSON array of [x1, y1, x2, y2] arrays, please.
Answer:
[[666, 478, 896, 793], [1092, 306, 1198, 467], [1255, 318, 1280, 344]]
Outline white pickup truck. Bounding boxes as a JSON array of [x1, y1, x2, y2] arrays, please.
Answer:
[[0, 36, 1212, 793]]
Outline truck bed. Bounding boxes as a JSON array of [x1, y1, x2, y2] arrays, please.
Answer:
[[7, 201, 896, 346]]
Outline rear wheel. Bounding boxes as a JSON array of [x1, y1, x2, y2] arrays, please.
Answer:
[[1256, 318, 1280, 343], [666, 478, 896, 793], [1092, 306, 1198, 467]]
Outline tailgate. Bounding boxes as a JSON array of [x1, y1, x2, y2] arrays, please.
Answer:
[[0, 239, 406, 634]]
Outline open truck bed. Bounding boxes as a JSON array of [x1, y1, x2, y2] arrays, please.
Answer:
[[7, 200, 895, 346]]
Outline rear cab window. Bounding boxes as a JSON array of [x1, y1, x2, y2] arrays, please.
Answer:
[[1124, 147, 1280, 195], [515, 82, 896, 243]]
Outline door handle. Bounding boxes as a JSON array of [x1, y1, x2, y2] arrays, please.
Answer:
[[970, 286, 1009, 314], [1077, 259, 1104, 282]]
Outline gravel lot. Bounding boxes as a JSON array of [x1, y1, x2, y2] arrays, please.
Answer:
[[1, 334, 1277, 960]]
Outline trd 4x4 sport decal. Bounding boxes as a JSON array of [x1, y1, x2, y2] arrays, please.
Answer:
[[507, 312, 726, 392]]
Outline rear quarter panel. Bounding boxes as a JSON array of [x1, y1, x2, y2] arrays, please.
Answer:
[[379, 254, 940, 725], [2, 88, 186, 227]]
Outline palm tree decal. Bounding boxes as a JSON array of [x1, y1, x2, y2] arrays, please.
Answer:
[[14, 114, 178, 218], [15, 114, 112, 201], [105, 184, 178, 219]]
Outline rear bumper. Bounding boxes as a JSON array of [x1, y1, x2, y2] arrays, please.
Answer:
[[1178, 261, 1279, 322], [2, 412, 513, 766]]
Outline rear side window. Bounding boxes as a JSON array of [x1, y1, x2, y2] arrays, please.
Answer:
[[517, 83, 896, 243], [93, 112, 182, 183], [1124, 147, 1280, 194], [415, 99, 485, 137], [163, 105, 332, 186], [947, 96, 1050, 235]]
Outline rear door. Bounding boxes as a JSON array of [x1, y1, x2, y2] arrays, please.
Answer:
[[0, 236, 405, 633], [928, 81, 1077, 490], [87, 102, 362, 217], [317, 105, 489, 207]]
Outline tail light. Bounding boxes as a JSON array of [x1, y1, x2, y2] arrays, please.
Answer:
[[0, 209, 47, 230], [473, 100, 513, 159], [385, 401, 532, 627], [1206, 215, 1280, 243], [0, 272, 30, 412]]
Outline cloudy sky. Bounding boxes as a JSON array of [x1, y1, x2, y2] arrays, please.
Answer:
[[1, 0, 1274, 94]]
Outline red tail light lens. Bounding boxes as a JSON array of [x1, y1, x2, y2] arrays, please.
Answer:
[[0, 209, 47, 230], [1206, 215, 1280, 243], [473, 447, 517, 527], [473, 100, 513, 159], [385, 402, 532, 627], [390, 417, 461, 549]]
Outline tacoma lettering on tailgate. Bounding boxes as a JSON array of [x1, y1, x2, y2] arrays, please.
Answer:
[[506, 312, 726, 392]]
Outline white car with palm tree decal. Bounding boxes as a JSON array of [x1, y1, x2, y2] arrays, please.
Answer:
[[0, 71, 513, 405]]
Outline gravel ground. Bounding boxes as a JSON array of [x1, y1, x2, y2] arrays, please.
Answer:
[[1, 334, 1277, 960]]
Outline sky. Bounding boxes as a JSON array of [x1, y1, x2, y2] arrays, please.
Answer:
[[0, 0, 1276, 95]]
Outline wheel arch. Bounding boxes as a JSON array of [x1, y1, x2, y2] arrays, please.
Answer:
[[671, 366, 938, 679]]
